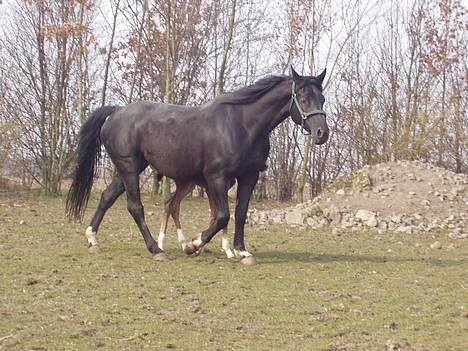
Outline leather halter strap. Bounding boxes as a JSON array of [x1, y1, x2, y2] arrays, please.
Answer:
[[288, 80, 326, 135]]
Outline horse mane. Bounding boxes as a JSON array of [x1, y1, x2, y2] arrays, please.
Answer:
[[217, 75, 288, 105]]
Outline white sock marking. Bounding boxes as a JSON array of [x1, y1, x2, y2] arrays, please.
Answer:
[[157, 232, 166, 251], [234, 249, 253, 258], [177, 229, 187, 251], [85, 226, 98, 246], [193, 234, 203, 249], [177, 229, 186, 243], [222, 235, 235, 259]]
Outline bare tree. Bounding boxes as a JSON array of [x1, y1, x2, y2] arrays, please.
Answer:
[[0, 0, 97, 194]]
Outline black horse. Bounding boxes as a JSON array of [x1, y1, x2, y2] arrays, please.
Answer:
[[66, 67, 329, 264]]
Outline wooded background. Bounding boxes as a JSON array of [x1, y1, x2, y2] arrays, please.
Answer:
[[0, 0, 466, 201]]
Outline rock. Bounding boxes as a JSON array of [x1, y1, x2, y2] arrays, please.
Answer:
[[270, 214, 285, 224], [340, 214, 354, 228], [324, 205, 342, 224], [397, 225, 415, 234], [19, 220, 25, 225], [449, 228, 468, 240], [352, 170, 372, 191], [367, 216, 378, 227], [378, 220, 389, 230], [421, 199, 430, 207], [307, 205, 323, 217], [430, 241, 442, 249], [355, 209, 374, 222], [355, 209, 378, 227], [306, 217, 320, 227], [285, 210, 306, 225], [385, 339, 404, 351], [336, 188, 345, 195]]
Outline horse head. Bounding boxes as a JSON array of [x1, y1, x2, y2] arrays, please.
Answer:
[[289, 66, 329, 145]]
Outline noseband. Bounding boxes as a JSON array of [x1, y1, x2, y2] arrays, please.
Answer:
[[288, 80, 326, 135]]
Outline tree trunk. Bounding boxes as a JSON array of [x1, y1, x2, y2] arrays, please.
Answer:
[[296, 136, 313, 203], [102, 0, 120, 106], [217, 0, 236, 95]]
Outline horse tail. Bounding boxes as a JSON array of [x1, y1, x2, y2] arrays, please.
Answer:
[[66, 105, 119, 221]]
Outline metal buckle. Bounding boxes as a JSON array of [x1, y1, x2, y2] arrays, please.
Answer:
[[289, 81, 326, 135]]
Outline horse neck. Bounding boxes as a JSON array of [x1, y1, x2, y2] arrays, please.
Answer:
[[241, 80, 292, 139]]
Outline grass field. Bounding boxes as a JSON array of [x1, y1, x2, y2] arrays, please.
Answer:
[[0, 191, 467, 350]]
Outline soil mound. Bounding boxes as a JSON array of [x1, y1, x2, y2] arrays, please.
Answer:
[[249, 160, 467, 239]]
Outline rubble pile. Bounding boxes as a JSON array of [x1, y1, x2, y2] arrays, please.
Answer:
[[248, 160, 467, 239]]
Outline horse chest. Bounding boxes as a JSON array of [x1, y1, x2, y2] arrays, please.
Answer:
[[237, 139, 270, 173]]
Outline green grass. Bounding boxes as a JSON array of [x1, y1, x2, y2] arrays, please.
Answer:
[[0, 191, 467, 350]]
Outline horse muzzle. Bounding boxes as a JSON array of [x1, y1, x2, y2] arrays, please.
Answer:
[[304, 117, 329, 145], [314, 126, 329, 145]]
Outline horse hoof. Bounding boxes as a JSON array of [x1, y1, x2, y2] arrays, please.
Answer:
[[88, 245, 99, 253], [183, 241, 198, 256], [241, 256, 256, 266], [153, 252, 168, 262], [190, 249, 202, 257]]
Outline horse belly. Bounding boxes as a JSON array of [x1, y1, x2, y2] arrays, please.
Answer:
[[143, 146, 202, 180]]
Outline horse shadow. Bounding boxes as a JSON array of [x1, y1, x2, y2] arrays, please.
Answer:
[[255, 250, 464, 267]]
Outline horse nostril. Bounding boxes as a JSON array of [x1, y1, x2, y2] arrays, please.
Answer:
[[316, 128, 324, 139]]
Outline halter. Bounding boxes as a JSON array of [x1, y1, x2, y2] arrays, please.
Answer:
[[288, 80, 326, 135]]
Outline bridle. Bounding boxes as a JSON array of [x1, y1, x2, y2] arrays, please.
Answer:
[[288, 80, 326, 135]]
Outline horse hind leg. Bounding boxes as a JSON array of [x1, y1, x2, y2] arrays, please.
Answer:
[[118, 168, 166, 261], [158, 196, 172, 251], [169, 182, 196, 252], [157, 182, 192, 251], [86, 176, 125, 251]]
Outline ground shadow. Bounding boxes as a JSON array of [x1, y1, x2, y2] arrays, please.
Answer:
[[256, 250, 465, 267]]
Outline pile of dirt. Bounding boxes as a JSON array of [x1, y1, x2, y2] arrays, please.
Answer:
[[248, 160, 467, 239]]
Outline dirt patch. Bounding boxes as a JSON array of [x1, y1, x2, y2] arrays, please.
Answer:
[[249, 160, 467, 238]]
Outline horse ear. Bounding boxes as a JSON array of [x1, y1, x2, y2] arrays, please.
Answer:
[[290, 65, 301, 82], [316, 68, 327, 84]]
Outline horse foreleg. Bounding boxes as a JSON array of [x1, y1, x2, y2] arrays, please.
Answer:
[[233, 172, 259, 265], [86, 176, 125, 251], [207, 189, 234, 259]]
